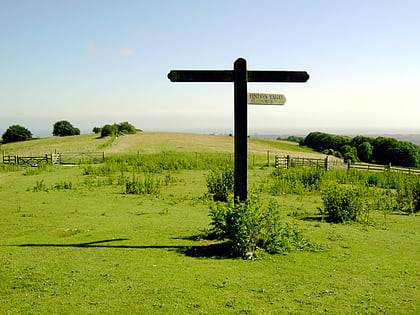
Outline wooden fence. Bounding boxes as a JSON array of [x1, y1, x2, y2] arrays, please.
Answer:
[[2, 154, 58, 167], [348, 162, 420, 175], [275, 155, 420, 175], [275, 155, 346, 171], [2, 152, 104, 166]]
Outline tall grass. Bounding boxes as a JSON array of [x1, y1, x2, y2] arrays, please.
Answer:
[[267, 167, 419, 213], [83, 151, 233, 175]]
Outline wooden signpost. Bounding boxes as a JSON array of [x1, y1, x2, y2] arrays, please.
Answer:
[[168, 58, 309, 201]]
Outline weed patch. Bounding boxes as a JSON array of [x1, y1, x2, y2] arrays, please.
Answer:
[[208, 195, 320, 257], [321, 185, 369, 223], [125, 175, 161, 195], [205, 167, 234, 201]]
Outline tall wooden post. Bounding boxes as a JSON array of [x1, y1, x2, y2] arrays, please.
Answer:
[[167, 58, 309, 202], [233, 58, 248, 202]]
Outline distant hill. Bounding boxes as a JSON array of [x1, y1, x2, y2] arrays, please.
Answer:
[[1, 132, 323, 158]]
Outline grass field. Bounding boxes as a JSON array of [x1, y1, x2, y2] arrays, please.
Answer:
[[1, 132, 321, 157], [0, 133, 419, 314]]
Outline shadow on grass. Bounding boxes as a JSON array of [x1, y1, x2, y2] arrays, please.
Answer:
[[180, 242, 236, 259], [14, 238, 182, 250], [300, 215, 326, 222], [11, 238, 237, 259]]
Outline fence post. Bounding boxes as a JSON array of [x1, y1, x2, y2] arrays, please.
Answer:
[[267, 150, 270, 167], [324, 156, 329, 171], [286, 155, 292, 169], [196, 152, 199, 168]]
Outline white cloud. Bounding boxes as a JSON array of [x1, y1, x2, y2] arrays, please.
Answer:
[[119, 48, 134, 55]]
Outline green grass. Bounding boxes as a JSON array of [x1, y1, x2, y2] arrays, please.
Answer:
[[0, 134, 419, 314], [1, 131, 321, 156], [0, 134, 110, 155], [250, 138, 316, 154]]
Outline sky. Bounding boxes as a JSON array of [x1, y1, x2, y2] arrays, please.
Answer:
[[1, 0, 419, 138]]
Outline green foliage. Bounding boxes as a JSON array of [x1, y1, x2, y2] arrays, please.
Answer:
[[341, 145, 359, 163], [100, 122, 138, 137], [53, 181, 73, 190], [28, 179, 74, 192], [82, 152, 232, 177], [117, 122, 137, 134], [373, 137, 419, 167], [302, 132, 352, 152], [205, 167, 234, 201], [395, 177, 420, 213], [53, 120, 80, 137], [92, 127, 102, 134], [357, 141, 373, 162], [209, 196, 312, 257], [321, 185, 368, 223], [351, 135, 375, 148], [125, 175, 161, 195], [30, 180, 50, 192], [100, 124, 119, 138], [303, 132, 419, 167], [269, 167, 325, 195], [2, 125, 32, 143]]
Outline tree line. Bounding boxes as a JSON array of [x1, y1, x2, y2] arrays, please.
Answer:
[[1, 121, 139, 144], [302, 131, 419, 168]]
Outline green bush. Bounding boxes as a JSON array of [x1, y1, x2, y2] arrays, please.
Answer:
[[321, 185, 368, 223], [269, 168, 324, 195], [209, 196, 313, 257], [205, 167, 234, 202], [395, 177, 420, 213], [125, 175, 160, 195]]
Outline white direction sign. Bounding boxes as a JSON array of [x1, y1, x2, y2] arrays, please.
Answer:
[[247, 93, 286, 105]]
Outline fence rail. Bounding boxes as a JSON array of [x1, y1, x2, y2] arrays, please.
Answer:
[[275, 155, 419, 175], [2, 155, 55, 167], [2, 152, 104, 166], [348, 162, 420, 175], [275, 155, 346, 171]]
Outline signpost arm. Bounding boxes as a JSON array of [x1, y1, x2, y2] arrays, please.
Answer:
[[233, 58, 248, 202]]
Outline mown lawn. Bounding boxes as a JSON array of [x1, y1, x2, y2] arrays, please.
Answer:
[[0, 163, 419, 314]]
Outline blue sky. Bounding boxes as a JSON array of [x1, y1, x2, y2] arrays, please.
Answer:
[[1, 0, 419, 137]]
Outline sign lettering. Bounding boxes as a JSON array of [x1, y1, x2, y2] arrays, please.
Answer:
[[248, 93, 286, 105]]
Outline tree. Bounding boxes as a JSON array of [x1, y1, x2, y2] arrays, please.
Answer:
[[357, 142, 373, 162], [118, 122, 136, 134], [2, 125, 32, 143], [53, 120, 80, 137], [99, 122, 139, 138], [92, 127, 102, 134], [352, 136, 375, 148], [372, 137, 419, 167], [100, 124, 119, 137]]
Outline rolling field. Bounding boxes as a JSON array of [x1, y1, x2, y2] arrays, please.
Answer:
[[0, 132, 419, 314], [1, 132, 322, 158]]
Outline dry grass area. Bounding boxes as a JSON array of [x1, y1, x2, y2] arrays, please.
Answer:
[[104, 132, 324, 158]]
